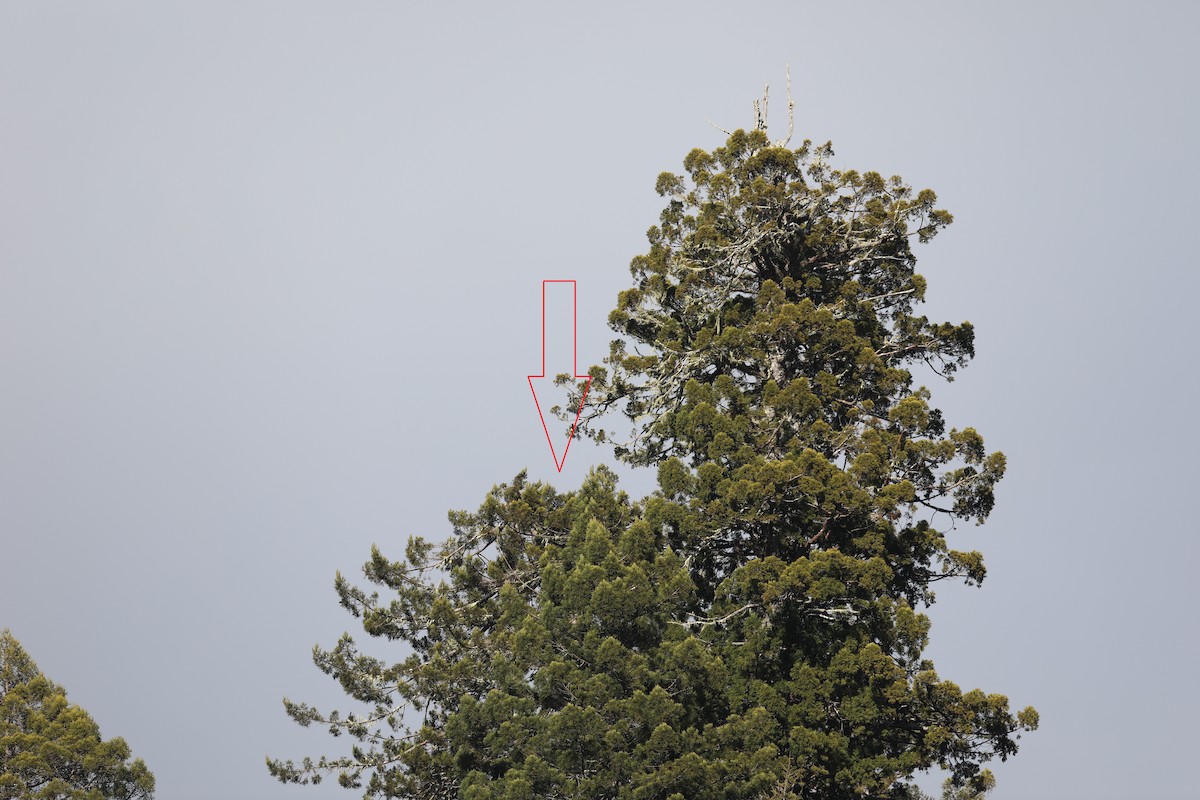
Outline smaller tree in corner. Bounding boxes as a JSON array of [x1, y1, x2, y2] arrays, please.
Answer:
[[0, 629, 155, 800]]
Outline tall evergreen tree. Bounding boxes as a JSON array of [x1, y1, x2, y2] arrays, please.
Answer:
[[0, 630, 155, 800], [269, 119, 1036, 799]]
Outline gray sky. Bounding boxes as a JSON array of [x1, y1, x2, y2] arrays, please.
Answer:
[[2, 3, 1196, 798]]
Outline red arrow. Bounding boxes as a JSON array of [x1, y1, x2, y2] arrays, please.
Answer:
[[528, 280, 592, 472]]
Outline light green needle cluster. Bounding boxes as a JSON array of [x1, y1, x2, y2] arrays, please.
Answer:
[[0, 631, 155, 800]]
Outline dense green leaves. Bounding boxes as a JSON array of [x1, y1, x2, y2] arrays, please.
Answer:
[[0, 630, 155, 800], [272, 126, 1035, 798]]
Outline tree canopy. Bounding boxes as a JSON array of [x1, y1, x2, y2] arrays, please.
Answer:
[[269, 123, 1036, 799], [0, 630, 155, 800]]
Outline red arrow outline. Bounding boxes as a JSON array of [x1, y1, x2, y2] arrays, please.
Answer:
[[528, 280, 592, 472]]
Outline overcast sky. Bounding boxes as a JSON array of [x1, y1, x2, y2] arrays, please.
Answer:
[[2, 3, 1197, 798]]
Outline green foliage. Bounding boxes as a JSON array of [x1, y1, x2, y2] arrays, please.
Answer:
[[272, 127, 1036, 798], [0, 630, 155, 800]]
